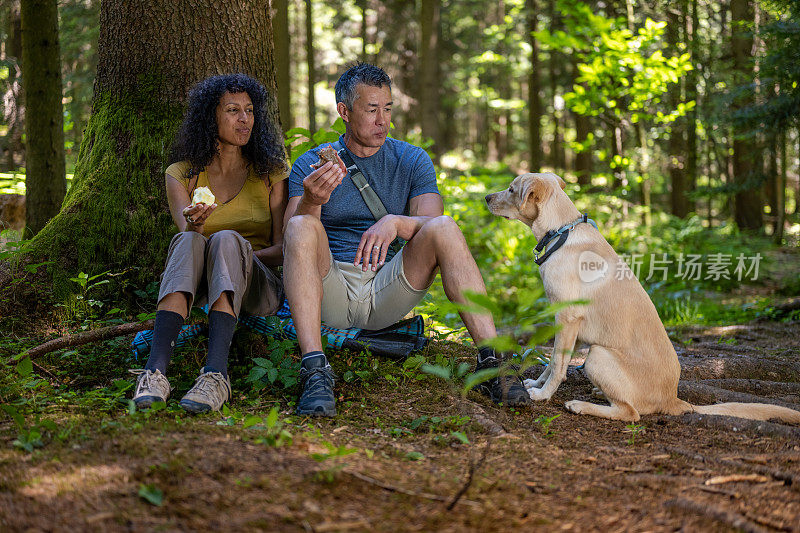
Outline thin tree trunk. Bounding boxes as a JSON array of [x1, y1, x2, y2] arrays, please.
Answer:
[[527, 0, 543, 171], [274, 0, 292, 132], [548, 0, 563, 171], [304, 0, 316, 133], [358, 0, 368, 62], [668, 5, 688, 218], [774, 130, 786, 243], [2, 1, 24, 171], [731, 0, 763, 231], [20, 0, 66, 236], [419, 0, 441, 161], [685, 0, 699, 211]]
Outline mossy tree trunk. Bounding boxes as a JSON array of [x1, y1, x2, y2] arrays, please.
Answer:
[[419, 0, 441, 161], [274, 0, 292, 132], [27, 0, 280, 297], [20, 0, 66, 235]]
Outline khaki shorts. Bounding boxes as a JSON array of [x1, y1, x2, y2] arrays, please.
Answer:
[[321, 248, 430, 330]]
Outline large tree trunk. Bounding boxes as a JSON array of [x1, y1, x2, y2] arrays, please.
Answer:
[[274, 0, 292, 132], [22, 0, 279, 298], [20, 0, 66, 236], [731, 0, 763, 231], [527, 0, 543, 171], [419, 0, 441, 161]]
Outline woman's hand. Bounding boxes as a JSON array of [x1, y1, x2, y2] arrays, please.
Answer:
[[181, 202, 217, 232]]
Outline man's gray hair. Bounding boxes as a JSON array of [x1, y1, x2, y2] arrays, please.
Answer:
[[335, 63, 392, 110]]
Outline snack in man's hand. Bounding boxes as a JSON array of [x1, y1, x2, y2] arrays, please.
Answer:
[[311, 145, 347, 174], [192, 186, 215, 206]]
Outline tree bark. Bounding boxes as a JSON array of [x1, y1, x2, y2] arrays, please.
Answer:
[[304, 0, 316, 133], [20, 0, 66, 236], [684, 0, 699, 212], [21, 0, 279, 298], [274, 0, 292, 132], [774, 129, 786, 243], [419, 0, 441, 161], [527, 0, 544, 171], [2, 1, 24, 171], [667, 5, 688, 218], [731, 0, 763, 231]]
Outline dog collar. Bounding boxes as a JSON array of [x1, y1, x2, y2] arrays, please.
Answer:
[[534, 213, 598, 266]]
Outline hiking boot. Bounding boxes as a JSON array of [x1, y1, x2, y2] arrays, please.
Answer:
[[130, 368, 171, 409], [296, 356, 336, 417], [473, 356, 531, 406], [179, 368, 231, 413]]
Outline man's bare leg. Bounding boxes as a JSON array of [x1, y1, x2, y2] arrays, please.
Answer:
[[401, 215, 497, 346], [283, 214, 332, 354]]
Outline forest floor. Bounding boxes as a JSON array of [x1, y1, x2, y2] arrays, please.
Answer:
[[1, 318, 800, 532], [1, 244, 799, 531]]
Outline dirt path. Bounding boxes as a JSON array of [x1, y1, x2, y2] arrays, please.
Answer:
[[1, 321, 799, 532]]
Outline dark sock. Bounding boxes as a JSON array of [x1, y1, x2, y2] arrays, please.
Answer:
[[301, 351, 327, 370], [205, 310, 237, 378], [144, 310, 185, 374], [478, 346, 497, 364]]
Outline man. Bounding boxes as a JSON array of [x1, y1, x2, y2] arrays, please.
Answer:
[[284, 63, 530, 417]]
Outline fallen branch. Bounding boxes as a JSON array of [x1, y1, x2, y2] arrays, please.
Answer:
[[664, 498, 768, 533], [448, 440, 491, 511], [664, 446, 800, 490], [12, 320, 155, 363], [705, 474, 769, 486], [345, 470, 479, 507], [698, 379, 800, 397]]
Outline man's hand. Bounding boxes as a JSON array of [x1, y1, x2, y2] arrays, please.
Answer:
[[355, 215, 399, 271], [302, 161, 344, 207]]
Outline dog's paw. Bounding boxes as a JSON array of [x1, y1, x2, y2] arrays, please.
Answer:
[[591, 387, 606, 400], [523, 378, 537, 389], [527, 387, 552, 402], [565, 400, 584, 414]]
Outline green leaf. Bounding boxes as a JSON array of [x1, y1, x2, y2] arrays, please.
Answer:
[[0, 404, 25, 429], [420, 364, 451, 380], [16, 357, 32, 377], [247, 367, 268, 382], [462, 367, 500, 394], [243, 415, 262, 429], [138, 484, 163, 506], [252, 357, 271, 367], [404, 451, 424, 461], [267, 368, 278, 383], [265, 407, 279, 428], [451, 431, 470, 445]]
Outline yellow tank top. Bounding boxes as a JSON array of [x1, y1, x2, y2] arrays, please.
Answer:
[[166, 161, 287, 251]]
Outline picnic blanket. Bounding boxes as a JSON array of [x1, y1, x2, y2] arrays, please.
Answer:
[[131, 299, 427, 360]]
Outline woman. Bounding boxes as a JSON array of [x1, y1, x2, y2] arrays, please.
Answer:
[[131, 73, 288, 413]]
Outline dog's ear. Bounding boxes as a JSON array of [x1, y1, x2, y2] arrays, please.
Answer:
[[520, 175, 552, 210], [557, 175, 567, 190]]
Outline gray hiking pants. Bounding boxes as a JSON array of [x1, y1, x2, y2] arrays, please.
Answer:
[[157, 230, 283, 317]]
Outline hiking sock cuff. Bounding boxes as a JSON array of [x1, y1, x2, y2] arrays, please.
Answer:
[[301, 351, 328, 369], [206, 310, 238, 378], [478, 346, 497, 364]]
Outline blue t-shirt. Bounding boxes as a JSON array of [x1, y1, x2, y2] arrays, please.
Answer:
[[289, 136, 440, 263]]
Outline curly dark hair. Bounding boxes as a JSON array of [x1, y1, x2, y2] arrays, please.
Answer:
[[168, 73, 286, 178]]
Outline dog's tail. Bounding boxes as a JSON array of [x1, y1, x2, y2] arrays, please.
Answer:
[[672, 399, 800, 423]]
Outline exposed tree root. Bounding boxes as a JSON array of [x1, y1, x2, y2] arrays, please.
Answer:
[[678, 382, 800, 412], [344, 470, 479, 508], [460, 401, 508, 437], [664, 497, 767, 533], [678, 413, 800, 440], [678, 356, 800, 381], [698, 378, 800, 398], [12, 319, 155, 363]]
